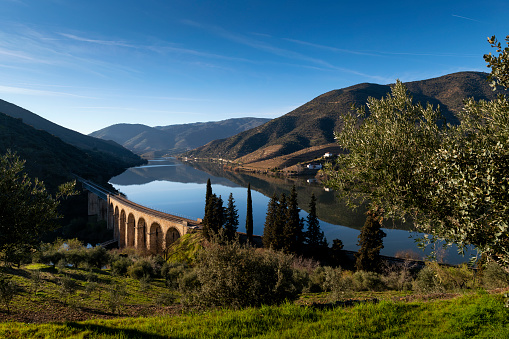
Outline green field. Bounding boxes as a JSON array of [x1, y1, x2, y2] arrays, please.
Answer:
[[0, 291, 508, 338]]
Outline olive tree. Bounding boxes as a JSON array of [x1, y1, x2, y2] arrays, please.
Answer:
[[0, 151, 75, 265], [325, 35, 509, 268]]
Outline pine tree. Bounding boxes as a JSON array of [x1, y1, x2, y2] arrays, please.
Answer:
[[224, 193, 239, 240], [283, 185, 303, 254], [355, 207, 386, 272], [245, 183, 253, 243], [305, 193, 326, 247], [262, 193, 279, 248]]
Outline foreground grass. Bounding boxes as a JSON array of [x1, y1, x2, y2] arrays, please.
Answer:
[[1, 291, 507, 338]]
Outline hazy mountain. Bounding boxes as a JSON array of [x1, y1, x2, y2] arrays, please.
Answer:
[[89, 117, 271, 156], [0, 99, 144, 169], [185, 72, 500, 162]]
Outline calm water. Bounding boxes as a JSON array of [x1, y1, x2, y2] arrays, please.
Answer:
[[109, 158, 475, 264]]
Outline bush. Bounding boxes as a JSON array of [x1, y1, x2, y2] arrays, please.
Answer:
[[128, 259, 155, 280], [305, 266, 327, 293], [155, 292, 177, 306], [0, 275, 18, 314], [85, 246, 110, 269], [351, 270, 386, 291], [161, 262, 188, 290], [322, 266, 354, 301], [412, 264, 444, 293], [182, 240, 299, 309], [110, 255, 132, 277], [382, 263, 415, 291], [482, 261, 509, 289]]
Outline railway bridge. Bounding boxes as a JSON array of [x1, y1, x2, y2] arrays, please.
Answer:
[[79, 177, 201, 255]]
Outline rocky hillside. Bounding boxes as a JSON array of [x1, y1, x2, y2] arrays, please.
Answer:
[[185, 72, 499, 163]]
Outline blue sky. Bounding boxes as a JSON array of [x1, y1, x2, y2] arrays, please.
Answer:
[[1, 0, 508, 134]]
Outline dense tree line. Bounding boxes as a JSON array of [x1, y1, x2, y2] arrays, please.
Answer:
[[202, 179, 242, 242], [262, 186, 328, 257]]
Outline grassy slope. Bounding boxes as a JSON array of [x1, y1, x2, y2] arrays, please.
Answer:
[[1, 292, 508, 338]]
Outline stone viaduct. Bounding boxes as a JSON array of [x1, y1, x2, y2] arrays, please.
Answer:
[[80, 177, 201, 255]]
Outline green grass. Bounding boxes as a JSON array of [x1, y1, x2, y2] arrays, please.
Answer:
[[1, 291, 508, 338]]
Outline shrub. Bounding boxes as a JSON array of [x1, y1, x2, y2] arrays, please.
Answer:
[[0, 275, 18, 314], [482, 261, 509, 289], [110, 255, 132, 277], [352, 270, 386, 291], [412, 264, 444, 293], [304, 266, 327, 293], [66, 248, 86, 269], [382, 262, 415, 291], [322, 266, 354, 301], [155, 292, 177, 306], [182, 241, 299, 309], [161, 262, 188, 290], [151, 256, 166, 277], [85, 246, 110, 269], [128, 259, 155, 280], [108, 283, 126, 315]]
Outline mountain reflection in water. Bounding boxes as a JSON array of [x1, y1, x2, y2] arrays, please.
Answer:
[[109, 157, 475, 264]]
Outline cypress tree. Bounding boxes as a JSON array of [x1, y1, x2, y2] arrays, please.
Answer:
[[245, 183, 253, 243], [272, 193, 287, 250], [355, 207, 386, 272], [283, 185, 303, 254], [202, 178, 213, 239], [224, 193, 239, 240], [212, 194, 225, 235], [262, 193, 279, 248], [305, 193, 326, 247]]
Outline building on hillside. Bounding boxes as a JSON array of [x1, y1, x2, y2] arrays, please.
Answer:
[[307, 163, 322, 170]]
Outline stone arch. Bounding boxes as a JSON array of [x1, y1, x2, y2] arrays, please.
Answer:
[[119, 209, 126, 247], [127, 213, 136, 247], [165, 227, 181, 249], [108, 203, 114, 230], [113, 206, 119, 239], [149, 223, 163, 255], [136, 218, 147, 252]]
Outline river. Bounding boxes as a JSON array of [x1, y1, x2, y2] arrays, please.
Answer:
[[109, 157, 475, 264]]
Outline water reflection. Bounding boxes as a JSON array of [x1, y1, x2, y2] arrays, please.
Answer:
[[109, 157, 474, 264]]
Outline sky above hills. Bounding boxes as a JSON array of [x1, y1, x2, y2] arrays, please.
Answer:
[[0, 0, 508, 134]]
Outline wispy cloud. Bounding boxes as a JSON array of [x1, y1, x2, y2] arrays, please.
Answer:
[[58, 33, 137, 48], [0, 85, 95, 98], [284, 38, 376, 56], [452, 14, 484, 23], [181, 20, 380, 76]]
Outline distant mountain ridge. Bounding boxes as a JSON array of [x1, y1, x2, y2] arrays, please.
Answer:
[[185, 72, 501, 163], [89, 117, 271, 157]]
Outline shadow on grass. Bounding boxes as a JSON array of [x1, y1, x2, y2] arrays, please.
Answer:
[[64, 322, 174, 338]]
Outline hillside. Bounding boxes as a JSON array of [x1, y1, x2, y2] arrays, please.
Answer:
[[90, 117, 271, 157], [185, 72, 499, 163], [0, 112, 133, 192], [0, 99, 144, 169]]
